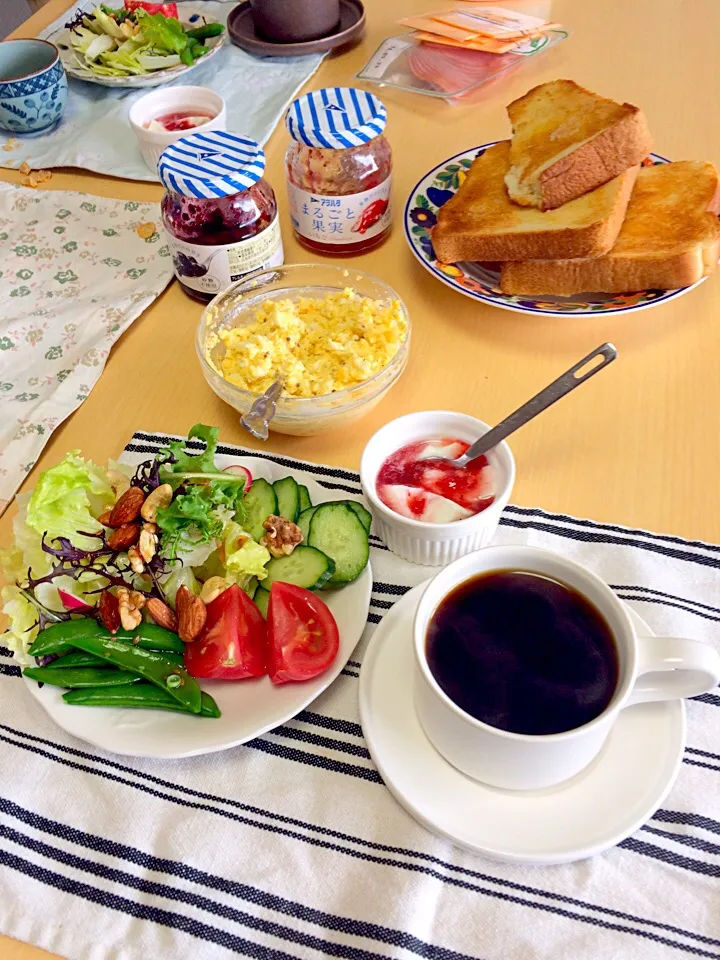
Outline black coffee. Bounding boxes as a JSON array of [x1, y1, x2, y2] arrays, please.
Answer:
[[425, 570, 618, 736]]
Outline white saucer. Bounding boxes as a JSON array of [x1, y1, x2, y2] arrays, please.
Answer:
[[359, 582, 686, 865]]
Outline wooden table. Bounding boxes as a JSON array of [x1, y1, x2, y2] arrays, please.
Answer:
[[2, 0, 720, 955]]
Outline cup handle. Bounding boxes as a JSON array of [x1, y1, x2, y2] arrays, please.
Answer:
[[627, 636, 720, 706]]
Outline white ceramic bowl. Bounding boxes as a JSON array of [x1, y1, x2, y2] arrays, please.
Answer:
[[360, 410, 515, 565], [128, 85, 226, 174]]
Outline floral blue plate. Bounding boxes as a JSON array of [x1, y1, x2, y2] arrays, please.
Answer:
[[404, 144, 705, 317]]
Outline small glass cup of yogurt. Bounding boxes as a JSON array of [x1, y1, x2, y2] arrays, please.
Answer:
[[360, 411, 515, 565]]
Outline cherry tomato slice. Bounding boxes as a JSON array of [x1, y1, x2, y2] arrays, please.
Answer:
[[124, 1, 179, 17], [184, 584, 266, 680], [268, 583, 340, 685]]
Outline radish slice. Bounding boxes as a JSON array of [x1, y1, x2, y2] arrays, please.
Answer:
[[58, 589, 94, 613], [223, 464, 252, 490]]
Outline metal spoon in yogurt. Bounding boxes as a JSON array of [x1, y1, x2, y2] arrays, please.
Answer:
[[440, 342, 618, 469]]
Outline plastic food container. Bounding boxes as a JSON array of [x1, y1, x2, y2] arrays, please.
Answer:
[[360, 410, 515, 565], [128, 86, 226, 174], [159, 131, 284, 302], [196, 263, 410, 436], [285, 87, 392, 256], [356, 31, 568, 102]]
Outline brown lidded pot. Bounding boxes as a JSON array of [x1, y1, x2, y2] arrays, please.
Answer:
[[249, 0, 341, 42]]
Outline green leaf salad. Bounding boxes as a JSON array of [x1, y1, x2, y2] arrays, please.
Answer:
[[66, 4, 225, 78]]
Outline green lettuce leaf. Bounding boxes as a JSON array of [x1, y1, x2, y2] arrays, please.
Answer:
[[162, 423, 220, 475], [223, 522, 270, 589], [25, 452, 114, 553], [0, 585, 39, 667], [156, 481, 236, 561], [135, 9, 188, 55]]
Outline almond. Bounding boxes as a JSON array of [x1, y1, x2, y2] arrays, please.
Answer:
[[146, 597, 178, 633], [108, 486, 145, 527], [97, 509, 113, 526], [107, 523, 140, 551], [176, 585, 206, 643], [98, 590, 120, 634]]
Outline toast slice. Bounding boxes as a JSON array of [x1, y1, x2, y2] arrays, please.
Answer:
[[432, 141, 638, 264], [500, 161, 720, 296], [505, 80, 653, 210]]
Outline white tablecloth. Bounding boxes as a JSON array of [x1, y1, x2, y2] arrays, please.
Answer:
[[1, 430, 719, 960]]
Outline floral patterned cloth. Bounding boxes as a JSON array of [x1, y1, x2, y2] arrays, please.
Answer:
[[0, 182, 173, 511]]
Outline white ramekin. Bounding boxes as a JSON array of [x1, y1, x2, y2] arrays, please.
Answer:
[[360, 410, 515, 565], [128, 86, 227, 175]]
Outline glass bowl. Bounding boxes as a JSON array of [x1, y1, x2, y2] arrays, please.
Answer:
[[196, 263, 411, 436]]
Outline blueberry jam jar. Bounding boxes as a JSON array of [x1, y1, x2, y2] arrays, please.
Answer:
[[159, 131, 284, 302], [285, 87, 392, 256]]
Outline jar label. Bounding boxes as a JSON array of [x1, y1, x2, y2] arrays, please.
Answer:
[[167, 215, 284, 296], [286, 177, 392, 246]]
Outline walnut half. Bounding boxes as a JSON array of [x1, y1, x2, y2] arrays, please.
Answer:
[[260, 515, 303, 558]]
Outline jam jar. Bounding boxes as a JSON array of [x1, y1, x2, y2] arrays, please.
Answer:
[[285, 87, 392, 256], [159, 131, 284, 302]]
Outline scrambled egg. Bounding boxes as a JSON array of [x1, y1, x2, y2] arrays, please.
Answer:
[[215, 289, 407, 398]]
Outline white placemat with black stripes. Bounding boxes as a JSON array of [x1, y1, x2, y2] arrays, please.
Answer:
[[1, 430, 719, 960]]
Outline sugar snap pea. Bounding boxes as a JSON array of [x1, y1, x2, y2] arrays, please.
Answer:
[[53, 649, 184, 669], [186, 23, 224, 39], [63, 685, 221, 718], [62, 634, 201, 713], [23, 666, 141, 688], [180, 46, 194, 66], [29, 618, 184, 657], [53, 651, 114, 669], [29, 618, 104, 657]]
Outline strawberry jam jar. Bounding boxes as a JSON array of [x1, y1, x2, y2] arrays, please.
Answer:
[[285, 87, 392, 256], [159, 131, 283, 302]]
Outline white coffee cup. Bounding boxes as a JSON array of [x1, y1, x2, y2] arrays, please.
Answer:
[[413, 545, 720, 791]]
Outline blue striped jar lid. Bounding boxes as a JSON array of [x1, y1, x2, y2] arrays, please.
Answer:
[[286, 87, 387, 150], [158, 131, 265, 199]]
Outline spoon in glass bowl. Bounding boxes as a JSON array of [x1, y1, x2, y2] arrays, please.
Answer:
[[439, 342, 618, 469], [240, 376, 285, 441]]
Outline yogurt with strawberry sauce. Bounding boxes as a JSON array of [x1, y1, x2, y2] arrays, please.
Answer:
[[375, 438, 495, 523]]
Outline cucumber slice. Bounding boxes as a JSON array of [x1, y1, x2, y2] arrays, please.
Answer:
[[244, 576, 258, 600], [342, 500, 372, 533], [298, 485, 312, 513], [242, 478, 277, 541], [263, 545, 335, 590], [297, 506, 319, 542], [254, 587, 270, 619], [308, 503, 370, 586], [273, 476, 300, 522]]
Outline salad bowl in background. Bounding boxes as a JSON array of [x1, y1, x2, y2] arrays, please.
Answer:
[[48, 4, 225, 88], [0, 39, 67, 134]]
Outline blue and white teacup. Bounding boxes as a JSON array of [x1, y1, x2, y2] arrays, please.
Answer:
[[0, 39, 67, 135]]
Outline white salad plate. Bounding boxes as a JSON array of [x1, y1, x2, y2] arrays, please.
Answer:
[[404, 145, 707, 317], [359, 582, 686, 865], [48, 6, 224, 89], [25, 456, 372, 759]]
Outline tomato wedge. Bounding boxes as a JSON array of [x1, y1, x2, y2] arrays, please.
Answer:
[[267, 583, 340, 685], [124, 1, 179, 17], [184, 584, 266, 680]]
